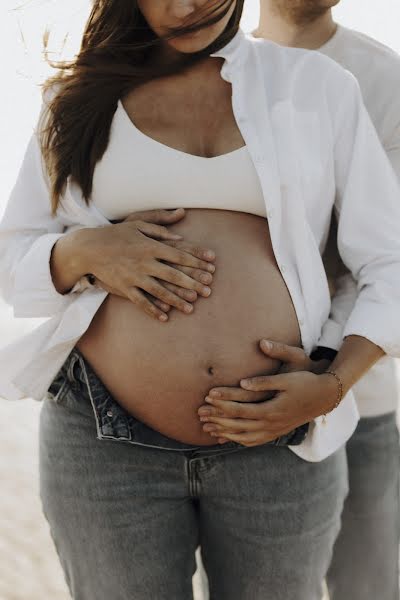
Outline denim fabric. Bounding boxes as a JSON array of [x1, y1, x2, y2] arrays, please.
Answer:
[[47, 347, 309, 451], [39, 390, 347, 600], [39, 347, 348, 599], [327, 412, 400, 600]]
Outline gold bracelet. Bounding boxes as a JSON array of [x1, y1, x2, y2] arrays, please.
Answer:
[[322, 370, 344, 425]]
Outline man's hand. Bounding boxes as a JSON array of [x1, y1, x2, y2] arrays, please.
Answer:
[[197, 339, 334, 446]]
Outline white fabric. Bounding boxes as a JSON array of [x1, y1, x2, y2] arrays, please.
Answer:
[[318, 25, 400, 416], [93, 102, 266, 220], [1, 30, 400, 461]]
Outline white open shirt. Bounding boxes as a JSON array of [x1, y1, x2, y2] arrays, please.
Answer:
[[1, 30, 400, 462]]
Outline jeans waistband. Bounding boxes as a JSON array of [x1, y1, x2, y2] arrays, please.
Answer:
[[49, 346, 308, 452]]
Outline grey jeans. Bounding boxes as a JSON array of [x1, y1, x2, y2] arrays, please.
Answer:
[[39, 348, 348, 600], [327, 412, 400, 600]]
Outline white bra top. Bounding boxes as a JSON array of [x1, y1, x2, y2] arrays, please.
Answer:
[[91, 100, 267, 221]]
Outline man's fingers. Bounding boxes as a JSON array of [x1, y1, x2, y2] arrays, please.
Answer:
[[259, 339, 308, 366]]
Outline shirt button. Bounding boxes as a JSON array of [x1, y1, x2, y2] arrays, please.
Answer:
[[106, 410, 113, 418], [267, 209, 273, 219], [299, 318, 304, 326], [280, 264, 286, 273]]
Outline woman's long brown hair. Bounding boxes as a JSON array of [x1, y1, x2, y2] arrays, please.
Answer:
[[41, 0, 244, 215]]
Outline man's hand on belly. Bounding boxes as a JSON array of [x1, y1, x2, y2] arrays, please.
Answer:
[[197, 340, 334, 447]]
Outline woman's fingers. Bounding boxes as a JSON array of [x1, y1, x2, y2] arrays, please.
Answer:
[[136, 220, 183, 241], [163, 282, 198, 302], [259, 339, 311, 370], [201, 416, 261, 432], [148, 296, 172, 313], [124, 208, 186, 225], [151, 263, 212, 297], [170, 264, 213, 286], [213, 431, 274, 447], [126, 287, 169, 322], [206, 386, 271, 402], [240, 373, 288, 392], [160, 240, 216, 272], [140, 277, 194, 314], [164, 239, 216, 265]]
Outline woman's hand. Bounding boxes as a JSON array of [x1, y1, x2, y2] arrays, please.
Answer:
[[197, 339, 336, 446], [120, 208, 215, 315], [81, 208, 216, 322]]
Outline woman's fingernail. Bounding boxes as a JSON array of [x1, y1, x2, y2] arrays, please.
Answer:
[[240, 379, 249, 387], [205, 250, 215, 260], [205, 396, 214, 404], [202, 286, 212, 297], [207, 264, 216, 273], [183, 303, 193, 314], [210, 390, 221, 398], [159, 314, 168, 322], [171, 234, 183, 239], [198, 407, 212, 416], [261, 339, 272, 350], [200, 417, 209, 422], [203, 424, 217, 432], [200, 273, 212, 284]]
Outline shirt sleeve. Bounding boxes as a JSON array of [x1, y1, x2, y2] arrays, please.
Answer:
[[318, 77, 400, 352], [321, 72, 400, 356], [0, 106, 92, 319]]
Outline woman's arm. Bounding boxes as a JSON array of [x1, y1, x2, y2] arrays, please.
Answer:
[[323, 71, 400, 357], [0, 102, 216, 321], [0, 127, 76, 318]]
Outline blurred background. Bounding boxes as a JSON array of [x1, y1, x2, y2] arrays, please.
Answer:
[[1, 1, 399, 598]]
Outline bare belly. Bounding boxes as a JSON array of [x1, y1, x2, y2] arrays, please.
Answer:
[[77, 209, 301, 445]]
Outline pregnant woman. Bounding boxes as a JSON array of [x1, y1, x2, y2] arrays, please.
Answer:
[[1, 1, 400, 599]]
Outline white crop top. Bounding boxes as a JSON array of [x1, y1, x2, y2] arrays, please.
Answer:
[[92, 100, 267, 220]]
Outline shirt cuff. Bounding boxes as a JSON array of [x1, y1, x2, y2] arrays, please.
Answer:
[[12, 233, 89, 318], [343, 303, 400, 357]]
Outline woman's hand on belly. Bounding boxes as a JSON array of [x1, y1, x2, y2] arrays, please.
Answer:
[[85, 208, 216, 321], [197, 339, 338, 447], [120, 208, 216, 314]]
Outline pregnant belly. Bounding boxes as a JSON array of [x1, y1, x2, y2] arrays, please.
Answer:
[[76, 209, 301, 445]]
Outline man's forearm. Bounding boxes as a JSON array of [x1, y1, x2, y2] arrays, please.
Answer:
[[329, 335, 385, 395]]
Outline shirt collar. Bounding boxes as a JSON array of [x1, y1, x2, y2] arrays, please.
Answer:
[[210, 28, 248, 66]]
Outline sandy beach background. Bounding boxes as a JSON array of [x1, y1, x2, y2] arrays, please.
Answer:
[[1, 1, 399, 599]]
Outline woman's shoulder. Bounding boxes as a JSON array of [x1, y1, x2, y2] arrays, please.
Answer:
[[246, 34, 359, 108]]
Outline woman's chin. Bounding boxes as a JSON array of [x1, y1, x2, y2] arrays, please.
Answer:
[[166, 33, 215, 55]]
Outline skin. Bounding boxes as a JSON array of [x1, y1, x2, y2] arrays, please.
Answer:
[[138, 0, 237, 55], [197, 0, 386, 445], [254, 0, 339, 49]]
